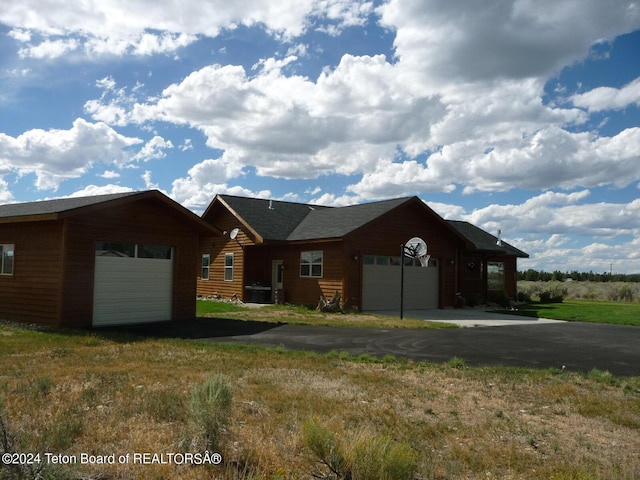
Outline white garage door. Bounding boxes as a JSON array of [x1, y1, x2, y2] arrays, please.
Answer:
[[93, 243, 174, 326], [362, 256, 438, 311]]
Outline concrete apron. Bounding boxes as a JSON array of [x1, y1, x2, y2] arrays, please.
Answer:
[[380, 308, 565, 328]]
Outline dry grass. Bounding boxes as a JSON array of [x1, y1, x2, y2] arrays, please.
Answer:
[[1, 322, 639, 480], [197, 301, 457, 329]]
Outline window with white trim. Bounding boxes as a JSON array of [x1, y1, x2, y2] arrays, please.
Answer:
[[0, 244, 14, 275], [224, 253, 234, 281], [300, 250, 323, 278], [201, 254, 210, 280]]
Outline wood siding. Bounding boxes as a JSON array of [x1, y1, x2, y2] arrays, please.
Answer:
[[343, 201, 463, 309], [0, 221, 64, 326], [2, 197, 204, 328], [61, 198, 201, 327], [197, 210, 253, 300], [257, 242, 345, 307]]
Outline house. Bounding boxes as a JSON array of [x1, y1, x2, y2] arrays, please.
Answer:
[[197, 194, 528, 310], [0, 190, 217, 328]]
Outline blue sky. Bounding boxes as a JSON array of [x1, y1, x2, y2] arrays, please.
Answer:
[[1, 0, 640, 273]]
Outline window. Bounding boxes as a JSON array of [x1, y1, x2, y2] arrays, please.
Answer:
[[224, 253, 234, 281], [201, 254, 210, 281], [95, 242, 172, 259], [95, 241, 135, 257], [0, 244, 14, 275], [137, 244, 172, 259], [487, 262, 505, 291], [300, 251, 323, 278]]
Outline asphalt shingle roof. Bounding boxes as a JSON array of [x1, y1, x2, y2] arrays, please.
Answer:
[[217, 195, 528, 257], [218, 195, 412, 241], [447, 220, 529, 258], [288, 197, 411, 240], [218, 195, 331, 241], [0, 191, 141, 219]]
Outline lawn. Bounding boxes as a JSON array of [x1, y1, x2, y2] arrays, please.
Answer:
[[196, 299, 458, 329], [1, 319, 639, 480], [503, 299, 640, 326]]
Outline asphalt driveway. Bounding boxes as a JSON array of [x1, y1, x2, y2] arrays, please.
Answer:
[[207, 321, 640, 376], [113, 313, 640, 377]]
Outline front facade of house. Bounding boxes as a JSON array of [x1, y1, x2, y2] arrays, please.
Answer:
[[198, 195, 528, 310], [0, 190, 217, 328]]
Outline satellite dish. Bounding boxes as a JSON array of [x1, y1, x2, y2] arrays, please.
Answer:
[[229, 228, 240, 240], [404, 237, 427, 258]]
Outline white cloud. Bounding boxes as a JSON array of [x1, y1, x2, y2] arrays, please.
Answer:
[[91, 54, 442, 181], [0, 118, 142, 190], [17, 0, 640, 205], [1, 0, 374, 59], [571, 76, 640, 112], [428, 191, 640, 273], [64, 184, 134, 198], [18, 37, 79, 59], [0, 177, 13, 203], [132, 136, 174, 162], [377, 0, 640, 85], [99, 170, 120, 179], [142, 170, 159, 190], [445, 190, 640, 240]]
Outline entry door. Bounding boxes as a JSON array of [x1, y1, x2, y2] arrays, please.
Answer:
[[272, 260, 284, 302]]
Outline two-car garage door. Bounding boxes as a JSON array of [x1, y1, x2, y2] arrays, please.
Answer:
[[92, 243, 174, 326], [362, 256, 439, 311]]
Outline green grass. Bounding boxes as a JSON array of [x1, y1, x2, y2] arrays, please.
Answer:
[[501, 299, 640, 326], [196, 300, 247, 315]]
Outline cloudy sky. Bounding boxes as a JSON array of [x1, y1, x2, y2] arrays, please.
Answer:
[[1, 0, 640, 273]]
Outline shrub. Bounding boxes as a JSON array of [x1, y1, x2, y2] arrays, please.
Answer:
[[302, 418, 417, 480], [538, 282, 567, 303], [487, 291, 510, 308], [189, 374, 233, 452], [302, 418, 346, 477]]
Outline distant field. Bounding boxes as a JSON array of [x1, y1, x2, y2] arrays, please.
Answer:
[[518, 280, 640, 303], [506, 299, 640, 326]]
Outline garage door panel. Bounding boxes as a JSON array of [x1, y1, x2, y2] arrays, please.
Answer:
[[362, 263, 438, 311], [93, 256, 173, 326]]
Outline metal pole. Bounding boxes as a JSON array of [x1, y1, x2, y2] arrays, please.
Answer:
[[400, 243, 404, 319]]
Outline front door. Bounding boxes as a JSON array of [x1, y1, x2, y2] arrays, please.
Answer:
[[272, 260, 284, 303]]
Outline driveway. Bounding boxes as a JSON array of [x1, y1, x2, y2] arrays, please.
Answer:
[[379, 308, 565, 327], [206, 319, 640, 377], [109, 311, 640, 377]]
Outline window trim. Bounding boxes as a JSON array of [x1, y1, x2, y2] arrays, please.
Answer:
[[224, 253, 234, 282], [0, 243, 14, 276], [201, 254, 210, 281], [300, 250, 323, 278]]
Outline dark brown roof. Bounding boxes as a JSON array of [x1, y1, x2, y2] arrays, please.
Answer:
[[216, 195, 415, 241], [0, 190, 218, 233], [0, 191, 141, 219], [211, 194, 528, 257], [447, 220, 529, 258]]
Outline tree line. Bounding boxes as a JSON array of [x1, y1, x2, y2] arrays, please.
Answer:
[[517, 269, 640, 283]]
